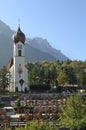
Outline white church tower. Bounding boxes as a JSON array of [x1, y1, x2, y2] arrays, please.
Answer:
[[8, 26, 29, 92]]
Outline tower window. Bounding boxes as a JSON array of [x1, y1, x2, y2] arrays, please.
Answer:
[[18, 50, 22, 56]]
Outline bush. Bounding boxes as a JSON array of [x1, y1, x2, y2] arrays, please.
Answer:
[[16, 120, 58, 130]]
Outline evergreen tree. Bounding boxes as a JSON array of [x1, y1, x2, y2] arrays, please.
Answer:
[[59, 94, 86, 130], [78, 70, 86, 86], [58, 66, 77, 86], [0, 66, 9, 91]]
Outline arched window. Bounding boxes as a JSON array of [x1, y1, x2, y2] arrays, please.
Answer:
[[18, 50, 22, 56]]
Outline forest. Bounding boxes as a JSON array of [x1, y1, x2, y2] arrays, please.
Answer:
[[26, 60, 86, 87]]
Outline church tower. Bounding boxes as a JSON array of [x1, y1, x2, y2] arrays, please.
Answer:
[[9, 26, 29, 92]]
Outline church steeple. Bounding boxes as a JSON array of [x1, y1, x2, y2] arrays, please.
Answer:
[[8, 25, 29, 92]]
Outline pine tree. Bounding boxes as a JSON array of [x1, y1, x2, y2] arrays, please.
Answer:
[[59, 94, 86, 130]]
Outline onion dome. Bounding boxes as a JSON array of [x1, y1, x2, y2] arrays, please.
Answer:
[[12, 26, 25, 44]]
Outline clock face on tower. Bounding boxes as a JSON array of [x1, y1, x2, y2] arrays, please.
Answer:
[[18, 44, 22, 49]]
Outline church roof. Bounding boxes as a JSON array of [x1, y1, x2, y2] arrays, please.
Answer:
[[12, 26, 25, 44], [6, 58, 13, 70]]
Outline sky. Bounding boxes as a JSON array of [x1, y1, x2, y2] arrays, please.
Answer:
[[0, 0, 86, 61]]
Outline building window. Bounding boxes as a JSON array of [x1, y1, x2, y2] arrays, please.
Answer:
[[18, 50, 22, 56]]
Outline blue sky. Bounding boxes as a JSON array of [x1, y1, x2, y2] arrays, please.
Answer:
[[0, 0, 86, 61]]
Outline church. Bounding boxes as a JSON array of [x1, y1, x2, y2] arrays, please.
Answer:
[[7, 26, 29, 92]]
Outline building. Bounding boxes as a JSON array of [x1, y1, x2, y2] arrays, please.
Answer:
[[7, 26, 29, 92]]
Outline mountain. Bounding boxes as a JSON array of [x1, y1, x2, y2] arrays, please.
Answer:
[[27, 37, 68, 61], [0, 20, 68, 68]]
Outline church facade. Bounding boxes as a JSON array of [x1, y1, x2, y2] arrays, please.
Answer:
[[7, 26, 29, 92]]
